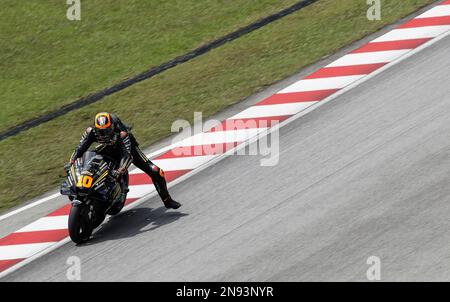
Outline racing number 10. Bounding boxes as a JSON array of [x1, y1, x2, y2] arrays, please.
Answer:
[[76, 175, 93, 188]]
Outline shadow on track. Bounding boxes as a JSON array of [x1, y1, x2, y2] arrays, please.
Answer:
[[83, 207, 189, 245]]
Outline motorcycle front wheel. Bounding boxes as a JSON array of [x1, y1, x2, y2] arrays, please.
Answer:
[[68, 205, 93, 244]]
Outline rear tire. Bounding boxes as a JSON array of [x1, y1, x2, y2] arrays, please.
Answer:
[[107, 172, 128, 216], [68, 205, 93, 244], [107, 200, 125, 216]]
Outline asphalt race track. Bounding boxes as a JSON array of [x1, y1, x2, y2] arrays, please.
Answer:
[[4, 32, 450, 282]]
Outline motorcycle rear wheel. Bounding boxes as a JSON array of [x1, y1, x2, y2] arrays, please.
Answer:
[[107, 199, 125, 216], [108, 173, 129, 216]]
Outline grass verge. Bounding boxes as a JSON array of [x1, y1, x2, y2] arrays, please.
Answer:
[[0, 0, 299, 132], [0, 0, 435, 212]]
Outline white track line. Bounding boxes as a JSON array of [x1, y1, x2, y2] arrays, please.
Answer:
[[154, 155, 219, 171], [230, 102, 317, 119], [278, 75, 365, 93], [0, 193, 60, 223], [126, 185, 156, 199], [372, 25, 450, 42], [129, 155, 217, 174], [327, 49, 411, 67], [416, 4, 450, 18], [15, 216, 68, 233], [173, 128, 267, 147], [0, 242, 57, 260]]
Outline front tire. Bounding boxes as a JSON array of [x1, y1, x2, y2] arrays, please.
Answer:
[[68, 205, 93, 244]]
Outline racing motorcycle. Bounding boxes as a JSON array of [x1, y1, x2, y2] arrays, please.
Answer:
[[60, 151, 129, 244]]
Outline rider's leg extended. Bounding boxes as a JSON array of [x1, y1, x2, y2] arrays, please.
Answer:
[[131, 144, 181, 209]]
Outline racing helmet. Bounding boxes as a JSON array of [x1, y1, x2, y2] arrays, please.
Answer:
[[94, 112, 114, 143]]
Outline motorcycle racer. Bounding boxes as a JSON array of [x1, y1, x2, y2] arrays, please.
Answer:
[[69, 112, 181, 209]]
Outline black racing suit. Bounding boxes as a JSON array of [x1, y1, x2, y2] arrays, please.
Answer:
[[70, 114, 172, 203]]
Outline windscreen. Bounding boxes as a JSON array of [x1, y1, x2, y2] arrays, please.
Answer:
[[79, 151, 102, 172]]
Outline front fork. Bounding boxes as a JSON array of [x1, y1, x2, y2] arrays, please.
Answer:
[[71, 199, 95, 224]]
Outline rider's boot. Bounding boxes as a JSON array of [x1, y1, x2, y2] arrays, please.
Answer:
[[163, 196, 181, 209]]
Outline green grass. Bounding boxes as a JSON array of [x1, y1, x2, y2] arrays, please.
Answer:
[[0, 0, 300, 132], [0, 0, 435, 212]]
